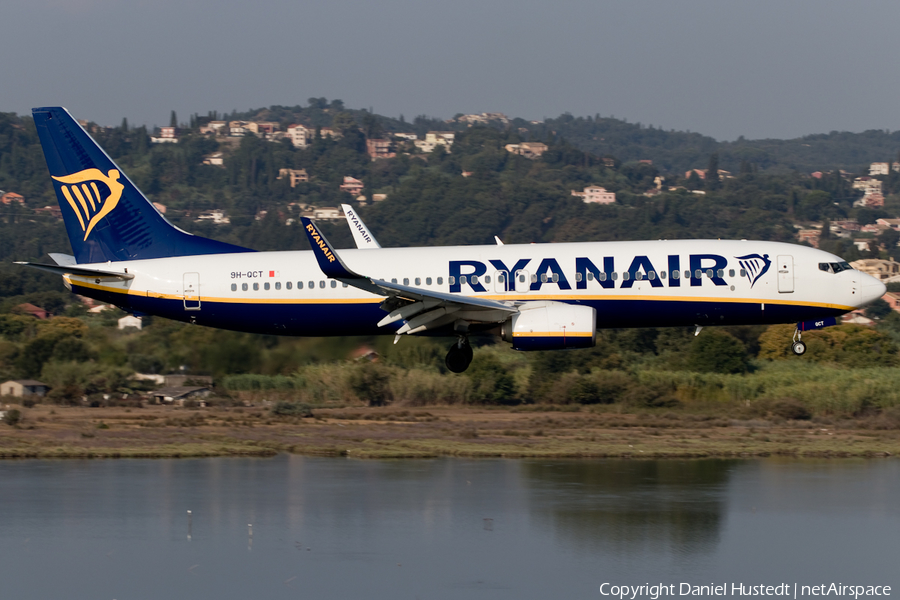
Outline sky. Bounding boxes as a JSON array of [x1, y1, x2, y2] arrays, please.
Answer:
[[3, 0, 899, 141]]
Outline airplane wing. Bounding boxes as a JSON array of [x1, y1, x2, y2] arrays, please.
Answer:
[[15, 261, 135, 281], [300, 218, 515, 335], [341, 204, 381, 249]]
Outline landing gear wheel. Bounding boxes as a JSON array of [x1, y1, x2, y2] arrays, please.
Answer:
[[445, 337, 473, 373], [791, 340, 807, 356]]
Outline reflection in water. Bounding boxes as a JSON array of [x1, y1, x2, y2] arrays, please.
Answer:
[[522, 460, 738, 555], [0, 457, 896, 600]]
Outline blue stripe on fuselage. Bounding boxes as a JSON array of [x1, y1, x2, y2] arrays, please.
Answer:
[[73, 284, 845, 336]]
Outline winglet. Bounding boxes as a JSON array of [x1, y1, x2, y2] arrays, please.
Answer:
[[341, 204, 381, 249], [300, 217, 362, 279]]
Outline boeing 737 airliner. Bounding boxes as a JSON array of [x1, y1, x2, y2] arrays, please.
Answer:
[[19, 107, 886, 372]]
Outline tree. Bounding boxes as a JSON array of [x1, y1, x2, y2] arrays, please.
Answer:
[[706, 153, 720, 190], [687, 330, 749, 374], [170, 111, 178, 128]]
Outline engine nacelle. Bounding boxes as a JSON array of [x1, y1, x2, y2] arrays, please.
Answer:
[[501, 301, 596, 351]]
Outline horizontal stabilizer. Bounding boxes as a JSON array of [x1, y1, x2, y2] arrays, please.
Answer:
[[15, 261, 134, 280]]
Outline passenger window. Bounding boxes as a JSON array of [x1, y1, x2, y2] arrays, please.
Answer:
[[253, 282, 259, 291], [588, 272, 595, 281], [485, 275, 491, 284], [672, 270, 680, 280], [519, 274, 526, 283], [287, 282, 293, 290], [297, 281, 303, 289], [635, 271, 643, 281], [264, 282, 270, 290], [717, 269, 724, 278], [684, 270, 691, 279], [342, 282, 348, 287], [449, 276, 456, 285], [497, 274, 505, 284], [391, 278, 397, 284], [275, 282, 281, 290], [242, 283, 248, 291], [403, 278, 409, 285], [460, 275, 467, 284], [471, 275, 478, 284], [531, 274, 537, 283], [612, 272, 619, 281], [540, 273, 547, 283], [331, 280, 337, 288], [647, 271, 655, 280], [740, 269, 747, 277], [319, 280, 325, 288], [415, 277, 421, 285], [706, 269, 713, 278], [426, 277, 433, 285], [308, 281, 314, 289], [551, 273, 559, 283], [231, 283, 237, 292], [729, 269, 735, 277], [622, 271, 630, 281], [438, 277, 444, 285], [575, 273, 583, 282], [694, 270, 702, 279], [598, 273, 606, 281], [660, 270, 666, 279]]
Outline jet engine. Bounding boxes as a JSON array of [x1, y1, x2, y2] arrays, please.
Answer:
[[501, 301, 596, 351]]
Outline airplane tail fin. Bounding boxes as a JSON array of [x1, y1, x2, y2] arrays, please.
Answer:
[[32, 107, 252, 263]]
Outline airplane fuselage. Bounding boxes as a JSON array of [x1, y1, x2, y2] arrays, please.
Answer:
[[64, 239, 877, 337]]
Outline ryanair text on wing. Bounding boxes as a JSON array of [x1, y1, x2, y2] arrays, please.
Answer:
[[449, 253, 771, 293], [305, 223, 336, 262], [52, 169, 125, 240]]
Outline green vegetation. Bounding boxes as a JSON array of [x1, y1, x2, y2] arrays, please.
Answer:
[[2, 101, 900, 433]]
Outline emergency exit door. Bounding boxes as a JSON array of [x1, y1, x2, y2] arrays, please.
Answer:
[[183, 272, 201, 310], [777, 255, 794, 293]]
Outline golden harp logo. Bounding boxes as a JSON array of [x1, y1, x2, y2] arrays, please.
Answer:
[[52, 169, 125, 240]]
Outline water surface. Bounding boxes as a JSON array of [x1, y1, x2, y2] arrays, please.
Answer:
[[0, 457, 896, 599]]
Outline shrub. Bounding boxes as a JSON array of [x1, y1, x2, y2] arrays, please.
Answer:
[[3, 409, 21, 427], [688, 330, 750, 374], [271, 401, 313, 418]]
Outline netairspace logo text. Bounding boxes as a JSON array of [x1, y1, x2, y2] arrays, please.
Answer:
[[599, 583, 892, 600]]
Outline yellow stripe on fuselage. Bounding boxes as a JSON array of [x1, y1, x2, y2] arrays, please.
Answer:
[[66, 277, 855, 312]]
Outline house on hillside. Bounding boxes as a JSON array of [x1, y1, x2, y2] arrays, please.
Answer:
[[851, 258, 900, 281], [1, 380, 50, 397], [1, 192, 24, 205], [278, 168, 309, 187], [366, 139, 395, 160], [14, 303, 48, 319], [571, 186, 616, 204], [504, 142, 547, 159], [339, 176, 364, 195]]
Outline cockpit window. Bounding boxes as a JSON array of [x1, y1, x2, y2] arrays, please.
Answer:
[[820, 261, 853, 274]]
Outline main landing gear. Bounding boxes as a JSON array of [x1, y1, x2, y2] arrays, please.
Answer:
[[445, 336, 474, 373], [791, 329, 807, 356]]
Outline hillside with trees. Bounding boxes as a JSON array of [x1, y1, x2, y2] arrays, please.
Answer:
[[2, 101, 900, 408]]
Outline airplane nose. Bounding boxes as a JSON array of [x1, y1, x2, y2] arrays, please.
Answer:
[[858, 273, 887, 307]]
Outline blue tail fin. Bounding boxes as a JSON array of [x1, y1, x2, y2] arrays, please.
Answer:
[[32, 107, 252, 263]]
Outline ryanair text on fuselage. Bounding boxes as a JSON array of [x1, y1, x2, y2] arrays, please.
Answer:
[[448, 253, 771, 293]]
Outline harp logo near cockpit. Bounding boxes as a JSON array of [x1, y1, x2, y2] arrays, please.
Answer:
[[736, 253, 771, 288], [51, 168, 125, 240]]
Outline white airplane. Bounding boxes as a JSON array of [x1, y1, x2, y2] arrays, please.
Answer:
[[19, 107, 885, 372]]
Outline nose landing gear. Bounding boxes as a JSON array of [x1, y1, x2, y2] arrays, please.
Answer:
[[445, 336, 473, 373], [791, 329, 807, 356]]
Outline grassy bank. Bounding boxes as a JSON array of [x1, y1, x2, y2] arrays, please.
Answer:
[[0, 403, 897, 460]]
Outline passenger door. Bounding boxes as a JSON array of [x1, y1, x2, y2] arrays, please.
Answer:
[[183, 272, 201, 310], [777, 255, 794, 293]]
